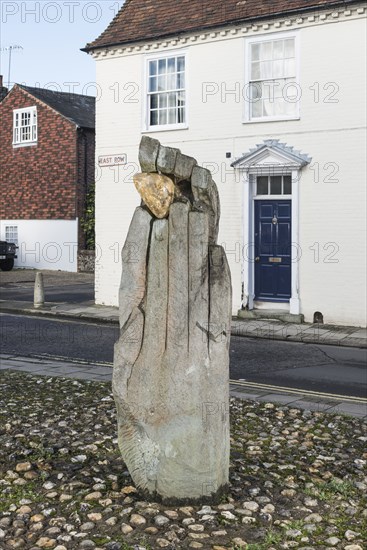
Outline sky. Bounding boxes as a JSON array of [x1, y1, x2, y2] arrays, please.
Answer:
[[0, 1, 125, 94]]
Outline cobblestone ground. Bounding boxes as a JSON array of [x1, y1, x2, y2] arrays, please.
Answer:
[[0, 371, 366, 550]]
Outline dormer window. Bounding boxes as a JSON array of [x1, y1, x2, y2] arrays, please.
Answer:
[[13, 106, 37, 146]]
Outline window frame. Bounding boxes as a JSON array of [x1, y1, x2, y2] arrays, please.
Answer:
[[13, 106, 38, 147], [5, 225, 18, 245], [143, 49, 189, 132], [243, 31, 300, 124], [255, 175, 293, 197]]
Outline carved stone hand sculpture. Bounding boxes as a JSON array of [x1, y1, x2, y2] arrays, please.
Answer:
[[113, 136, 232, 502]]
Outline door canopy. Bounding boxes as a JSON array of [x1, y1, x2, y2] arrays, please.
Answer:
[[231, 139, 311, 174]]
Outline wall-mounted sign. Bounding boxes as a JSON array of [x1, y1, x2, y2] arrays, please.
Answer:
[[98, 154, 127, 167]]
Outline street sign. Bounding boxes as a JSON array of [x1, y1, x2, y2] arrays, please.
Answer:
[[98, 154, 127, 167]]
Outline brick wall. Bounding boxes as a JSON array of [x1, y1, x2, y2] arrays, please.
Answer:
[[0, 86, 78, 220]]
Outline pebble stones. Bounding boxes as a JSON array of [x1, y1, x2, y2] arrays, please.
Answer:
[[1, 371, 367, 550]]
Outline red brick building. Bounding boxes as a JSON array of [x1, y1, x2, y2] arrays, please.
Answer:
[[0, 82, 95, 271]]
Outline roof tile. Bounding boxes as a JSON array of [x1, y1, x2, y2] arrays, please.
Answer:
[[17, 85, 95, 129], [85, 0, 357, 51]]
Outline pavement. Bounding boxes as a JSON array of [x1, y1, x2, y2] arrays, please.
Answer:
[[1, 353, 366, 418], [0, 297, 366, 348], [1, 270, 366, 418]]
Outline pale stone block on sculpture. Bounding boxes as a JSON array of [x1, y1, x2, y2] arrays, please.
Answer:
[[113, 136, 232, 502], [133, 173, 175, 219]]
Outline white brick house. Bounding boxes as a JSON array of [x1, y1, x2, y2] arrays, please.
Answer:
[[84, 0, 367, 327]]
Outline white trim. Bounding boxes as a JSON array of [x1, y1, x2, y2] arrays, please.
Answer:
[[13, 105, 37, 147], [290, 169, 300, 314], [5, 225, 18, 245], [241, 169, 300, 314], [255, 195, 292, 200], [142, 48, 189, 132], [242, 171, 251, 309], [91, 5, 366, 60], [243, 30, 300, 124]]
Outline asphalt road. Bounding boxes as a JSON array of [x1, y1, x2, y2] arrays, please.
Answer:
[[1, 313, 366, 398]]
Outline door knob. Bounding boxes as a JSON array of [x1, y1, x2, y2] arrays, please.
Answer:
[[255, 256, 260, 262]]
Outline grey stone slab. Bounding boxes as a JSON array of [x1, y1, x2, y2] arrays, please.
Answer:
[[78, 367, 112, 376], [118, 207, 152, 328], [138, 135, 159, 172], [327, 402, 367, 416], [95, 374, 113, 381], [59, 307, 85, 315], [167, 202, 189, 351], [231, 322, 260, 332], [188, 211, 209, 357], [290, 399, 337, 413], [174, 152, 197, 181], [6, 364, 50, 374], [342, 338, 367, 347], [141, 218, 169, 360], [230, 390, 268, 401], [321, 333, 351, 340], [45, 365, 89, 375], [299, 328, 333, 336], [230, 390, 258, 400], [191, 166, 220, 243], [157, 144, 179, 174], [295, 395, 341, 405], [230, 386, 270, 396], [62, 371, 106, 381], [348, 329, 367, 338], [257, 393, 301, 405]]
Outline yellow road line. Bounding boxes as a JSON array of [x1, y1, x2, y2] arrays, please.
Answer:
[[230, 379, 367, 404]]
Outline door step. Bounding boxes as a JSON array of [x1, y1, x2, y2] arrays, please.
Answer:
[[237, 309, 304, 324]]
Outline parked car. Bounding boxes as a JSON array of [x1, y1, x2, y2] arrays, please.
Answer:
[[0, 240, 17, 271]]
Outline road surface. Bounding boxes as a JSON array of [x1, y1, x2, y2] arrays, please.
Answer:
[[1, 313, 366, 398]]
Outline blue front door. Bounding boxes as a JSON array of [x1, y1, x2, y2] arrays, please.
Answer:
[[254, 200, 292, 301]]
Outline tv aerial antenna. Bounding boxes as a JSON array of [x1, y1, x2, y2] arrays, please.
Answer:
[[0, 45, 23, 88]]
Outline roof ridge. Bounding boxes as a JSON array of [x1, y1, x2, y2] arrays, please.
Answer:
[[17, 84, 95, 100]]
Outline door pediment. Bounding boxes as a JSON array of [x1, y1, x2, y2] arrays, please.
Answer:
[[231, 139, 311, 173]]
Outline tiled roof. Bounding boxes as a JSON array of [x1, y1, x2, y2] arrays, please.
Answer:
[[17, 85, 95, 129], [231, 139, 312, 167], [85, 0, 358, 51]]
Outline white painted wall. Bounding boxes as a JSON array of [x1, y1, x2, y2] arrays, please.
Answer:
[[94, 9, 367, 326], [0, 220, 79, 272]]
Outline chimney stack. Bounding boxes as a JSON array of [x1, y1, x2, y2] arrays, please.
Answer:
[[0, 75, 3, 88]]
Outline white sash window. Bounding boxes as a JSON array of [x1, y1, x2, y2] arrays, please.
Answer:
[[244, 32, 300, 122], [145, 52, 187, 131], [13, 106, 37, 146]]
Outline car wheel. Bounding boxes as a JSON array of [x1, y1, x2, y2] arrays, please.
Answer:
[[0, 258, 14, 271]]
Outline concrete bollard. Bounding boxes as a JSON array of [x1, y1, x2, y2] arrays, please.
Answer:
[[34, 272, 45, 308]]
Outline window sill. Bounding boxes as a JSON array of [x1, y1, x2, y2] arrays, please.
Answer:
[[13, 141, 38, 148], [254, 194, 292, 200], [243, 116, 300, 124], [142, 124, 188, 133]]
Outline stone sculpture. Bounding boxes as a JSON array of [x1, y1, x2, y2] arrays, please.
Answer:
[[113, 136, 232, 502]]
